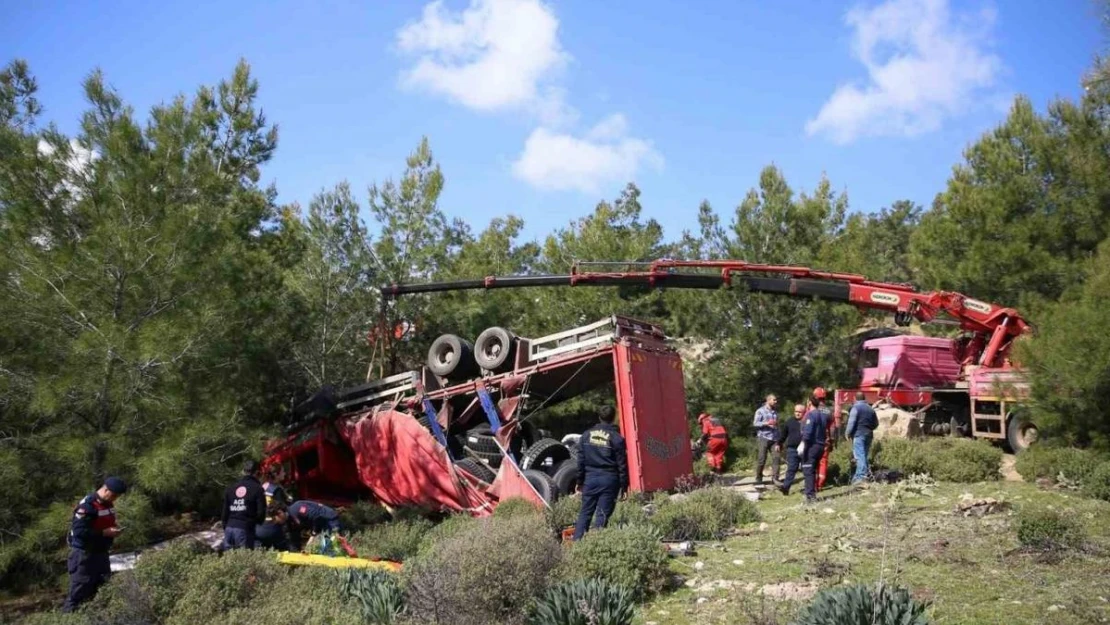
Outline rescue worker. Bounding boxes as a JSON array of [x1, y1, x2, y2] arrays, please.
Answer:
[[572, 406, 629, 541], [753, 394, 780, 486], [261, 465, 292, 521], [256, 502, 291, 551], [798, 392, 830, 504], [62, 477, 127, 613], [221, 460, 267, 550], [286, 500, 342, 551], [813, 388, 836, 491], [777, 404, 805, 496], [697, 412, 729, 473], [845, 391, 879, 483]]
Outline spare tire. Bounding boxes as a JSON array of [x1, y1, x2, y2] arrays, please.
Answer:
[[523, 469, 559, 504], [551, 460, 579, 496], [455, 457, 496, 484], [521, 438, 572, 475], [426, 334, 479, 380], [475, 326, 517, 372]]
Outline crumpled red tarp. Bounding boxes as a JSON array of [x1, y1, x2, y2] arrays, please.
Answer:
[[335, 407, 544, 517]]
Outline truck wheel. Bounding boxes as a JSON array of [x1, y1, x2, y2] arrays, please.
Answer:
[[521, 438, 572, 475], [472, 449, 503, 468], [475, 326, 517, 372], [523, 469, 560, 504], [1007, 413, 1038, 454], [551, 460, 579, 496], [455, 457, 496, 484], [426, 334, 479, 380]]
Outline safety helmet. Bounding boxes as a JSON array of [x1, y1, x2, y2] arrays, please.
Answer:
[[812, 387, 827, 400]]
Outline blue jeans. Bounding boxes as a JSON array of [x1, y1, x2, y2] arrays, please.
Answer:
[[780, 448, 800, 493], [573, 474, 620, 540], [223, 526, 256, 550], [852, 433, 872, 483]]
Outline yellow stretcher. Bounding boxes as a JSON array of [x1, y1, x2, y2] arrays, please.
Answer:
[[276, 551, 402, 572]]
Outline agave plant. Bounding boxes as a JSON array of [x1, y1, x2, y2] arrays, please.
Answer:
[[529, 578, 636, 625], [791, 582, 931, 625], [336, 568, 405, 624]]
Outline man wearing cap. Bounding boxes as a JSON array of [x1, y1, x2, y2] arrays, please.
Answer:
[[221, 460, 267, 550], [798, 393, 831, 504], [63, 477, 127, 612]]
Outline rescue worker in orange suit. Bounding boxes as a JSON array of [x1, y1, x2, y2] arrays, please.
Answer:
[[812, 388, 837, 491], [573, 406, 629, 541], [698, 413, 729, 473], [63, 477, 127, 613]]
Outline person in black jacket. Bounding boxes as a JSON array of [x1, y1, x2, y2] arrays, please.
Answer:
[[778, 404, 805, 496], [572, 406, 629, 541], [221, 460, 267, 550], [255, 502, 292, 551]]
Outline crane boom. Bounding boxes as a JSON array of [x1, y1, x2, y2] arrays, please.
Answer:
[[380, 259, 1031, 370]]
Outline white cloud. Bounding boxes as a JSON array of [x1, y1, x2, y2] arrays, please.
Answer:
[[806, 0, 1002, 144], [511, 114, 664, 194], [396, 0, 575, 126]]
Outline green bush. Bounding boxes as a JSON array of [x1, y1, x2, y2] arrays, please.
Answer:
[[16, 612, 93, 625], [109, 490, 157, 552], [825, 442, 856, 486], [403, 514, 562, 625], [338, 568, 405, 624], [874, 438, 1001, 483], [415, 513, 478, 558], [1083, 462, 1110, 502], [546, 495, 582, 533], [560, 525, 671, 601], [165, 548, 286, 625], [606, 496, 651, 529], [528, 578, 636, 625], [792, 583, 931, 625], [494, 496, 546, 519], [0, 501, 74, 591], [87, 537, 211, 623], [650, 487, 760, 540], [339, 500, 391, 532], [1015, 446, 1105, 485], [1015, 507, 1086, 550], [350, 518, 433, 562], [221, 566, 362, 625]]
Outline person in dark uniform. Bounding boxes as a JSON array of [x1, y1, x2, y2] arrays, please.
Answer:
[[261, 465, 292, 516], [286, 500, 341, 551], [777, 404, 806, 496], [255, 502, 291, 551], [62, 476, 127, 613], [798, 394, 830, 504], [572, 406, 629, 541], [221, 460, 267, 550]]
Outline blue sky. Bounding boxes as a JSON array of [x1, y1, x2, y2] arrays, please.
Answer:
[[2, 0, 1104, 245]]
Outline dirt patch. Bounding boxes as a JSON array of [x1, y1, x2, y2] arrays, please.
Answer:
[[759, 581, 820, 602]]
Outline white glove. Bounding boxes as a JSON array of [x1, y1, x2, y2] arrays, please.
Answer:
[[797, 443, 806, 456]]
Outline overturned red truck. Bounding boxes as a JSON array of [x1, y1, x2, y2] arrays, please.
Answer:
[[261, 315, 695, 516]]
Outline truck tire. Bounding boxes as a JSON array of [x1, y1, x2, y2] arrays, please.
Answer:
[[475, 326, 517, 372], [523, 469, 559, 504], [426, 334, 479, 380], [455, 457, 496, 484], [1007, 412, 1038, 454], [472, 449, 503, 468], [464, 425, 501, 454], [551, 460, 579, 496], [521, 438, 572, 475]]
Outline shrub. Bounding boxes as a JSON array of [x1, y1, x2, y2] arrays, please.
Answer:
[[338, 568, 405, 624], [0, 501, 74, 591], [650, 487, 760, 540], [403, 514, 561, 625], [1015, 446, 1105, 485], [220, 566, 362, 625], [494, 496, 546, 519], [109, 490, 157, 552], [350, 518, 433, 562], [86, 537, 211, 623], [1015, 507, 1086, 550], [792, 583, 931, 625], [825, 443, 855, 486], [1083, 462, 1110, 502], [415, 513, 478, 558], [560, 525, 671, 601], [17, 612, 93, 625], [547, 495, 582, 533], [674, 472, 715, 493], [528, 578, 636, 625], [165, 548, 286, 625], [606, 496, 651, 529], [874, 438, 1001, 483], [339, 500, 391, 532]]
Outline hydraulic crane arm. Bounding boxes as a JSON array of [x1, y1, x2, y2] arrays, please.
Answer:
[[381, 259, 1031, 369]]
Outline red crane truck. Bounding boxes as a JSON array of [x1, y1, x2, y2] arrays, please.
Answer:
[[383, 258, 1038, 454]]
